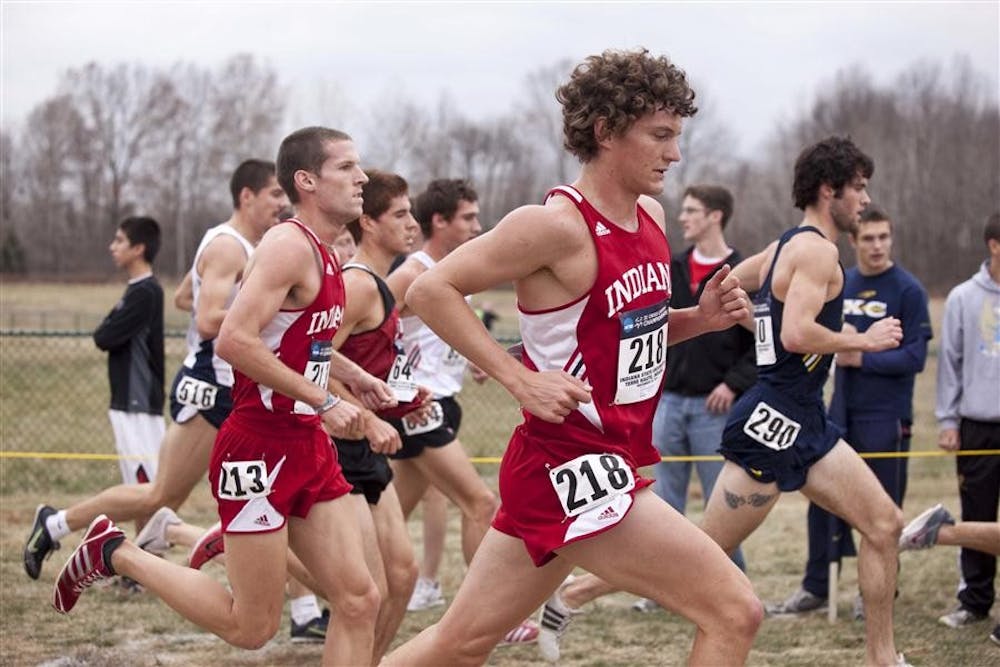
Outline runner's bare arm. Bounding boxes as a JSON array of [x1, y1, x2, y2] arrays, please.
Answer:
[[406, 205, 592, 423], [782, 240, 901, 354], [385, 257, 426, 318], [174, 270, 194, 312], [194, 235, 248, 340]]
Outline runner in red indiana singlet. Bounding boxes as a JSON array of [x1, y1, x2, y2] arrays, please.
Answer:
[[50, 127, 396, 667], [383, 49, 762, 667]]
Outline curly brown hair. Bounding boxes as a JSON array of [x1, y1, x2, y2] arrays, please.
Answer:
[[556, 48, 697, 163]]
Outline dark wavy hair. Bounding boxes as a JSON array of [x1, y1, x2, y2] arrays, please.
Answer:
[[346, 169, 409, 242], [413, 179, 478, 238], [556, 48, 697, 163], [792, 136, 874, 210]]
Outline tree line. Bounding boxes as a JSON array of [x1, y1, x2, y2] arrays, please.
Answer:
[[2, 53, 996, 292]]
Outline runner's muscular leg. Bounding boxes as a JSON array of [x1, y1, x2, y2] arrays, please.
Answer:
[[701, 461, 781, 556], [288, 495, 380, 667], [65, 416, 217, 531], [801, 441, 902, 666], [111, 527, 289, 649], [383, 528, 574, 667], [390, 458, 431, 517], [371, 483, 419, 662], [412, 439, 498, 564], [560, 488, 762, 665]]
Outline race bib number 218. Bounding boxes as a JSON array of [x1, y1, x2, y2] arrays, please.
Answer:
[[549, 453, 636, 518]]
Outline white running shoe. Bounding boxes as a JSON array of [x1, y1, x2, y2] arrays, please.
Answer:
[[134, 507, 180, 555], [406, 577, 445, 612], [537, 580, 582, 662], [899, 504, 955, 551]]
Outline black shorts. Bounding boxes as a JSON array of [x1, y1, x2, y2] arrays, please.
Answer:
[[333, 438, 394, 505], [720, 384, 842, 492], [168, 368, 233, 429], [388, 397, 462, 460]]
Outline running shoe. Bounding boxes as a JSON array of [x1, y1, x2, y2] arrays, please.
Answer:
[[291, 608, 329, 643], [135, 506, 181, 555], [765, 587, 827, 616], [406, 576, 445, 611], [188, 522, 224, 570], [899, 504, 955, 551], [24, 504, 60, 579], [498, 618, 539, 647], [52, 515, 125, 613]]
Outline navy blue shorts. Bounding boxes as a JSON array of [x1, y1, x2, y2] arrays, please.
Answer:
[[720, 384, 842, 492], [168, 367, 233, 430], [333, 437, 394, 505], [388, 396, 462, 460]]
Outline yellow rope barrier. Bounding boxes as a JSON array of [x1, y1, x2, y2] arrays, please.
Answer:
[[2, 450, 995, 463]]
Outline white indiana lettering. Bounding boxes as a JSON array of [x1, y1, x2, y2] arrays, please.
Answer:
[[306, 305, 345, 335], [604, 261, 671, 317], [843, 298, 888, 319]]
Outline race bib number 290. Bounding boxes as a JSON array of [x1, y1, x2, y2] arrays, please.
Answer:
[[549, 453, 636, 518], [293, 340, 333, 415], [742, 401, 801, 451]]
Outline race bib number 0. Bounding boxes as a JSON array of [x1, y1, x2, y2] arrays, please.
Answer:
[[294, 340, 333, 415], [402, 401, 444, 436], [175, 375, 218, 410], [387, 352, 418, 403], [549, 453, 636, 518], [217, 460, 270, 500], [753, 302, 777, 366], [742, 401, 801, 451], [614, 301, 668, 405]]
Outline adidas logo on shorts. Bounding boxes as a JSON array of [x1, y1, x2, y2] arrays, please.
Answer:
[[597, 505, 619, 521], [254, 514, 271, 527]]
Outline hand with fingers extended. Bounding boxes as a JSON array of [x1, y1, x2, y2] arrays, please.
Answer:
[[321, 399, 365, 439], [698, 264, 751, 331], [861, 316, 902, 352], [364, 413, 402, 455], [512, 370, 592, 423]]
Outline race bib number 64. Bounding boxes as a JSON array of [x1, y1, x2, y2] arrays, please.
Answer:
[[549, 453, 636, 518]]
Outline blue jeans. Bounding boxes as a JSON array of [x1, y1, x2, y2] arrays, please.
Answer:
[[651, 391, 746, 571]]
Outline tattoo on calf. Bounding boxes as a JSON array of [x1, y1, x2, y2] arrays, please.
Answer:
[[724, 488, 775, 509]]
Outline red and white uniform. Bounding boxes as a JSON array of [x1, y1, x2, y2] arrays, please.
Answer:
[[492, 185, 672, 565], [210, 219, 352, 533], [338, 263, 420, 419]]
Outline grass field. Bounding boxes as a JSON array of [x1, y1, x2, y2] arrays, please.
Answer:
[[1, 283, 997, 666]]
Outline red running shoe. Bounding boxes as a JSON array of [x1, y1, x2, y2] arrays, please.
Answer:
[[188, 522, 224, 570], [498, 618, 539, 646], [52, 515, 125, 613]]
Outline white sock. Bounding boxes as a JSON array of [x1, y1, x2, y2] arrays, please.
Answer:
[[290, 595, 321, 625], [46, 510, 71, 541]]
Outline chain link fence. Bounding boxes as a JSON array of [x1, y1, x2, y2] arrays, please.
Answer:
[[0, 331, 523, 496]]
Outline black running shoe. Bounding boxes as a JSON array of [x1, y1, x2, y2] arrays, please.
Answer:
[[24, 504, 60, 580], [290, 609, 329, 643]]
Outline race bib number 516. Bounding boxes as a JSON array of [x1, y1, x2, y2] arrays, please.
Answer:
[[549, 453, 636, 518]]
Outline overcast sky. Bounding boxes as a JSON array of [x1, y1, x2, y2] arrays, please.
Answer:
[[2, 1, 998, 157]]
